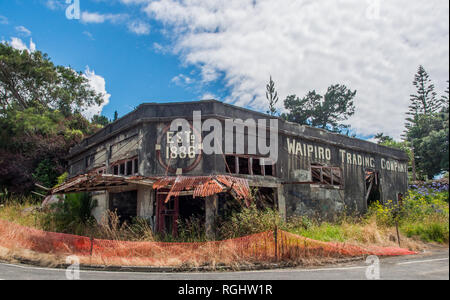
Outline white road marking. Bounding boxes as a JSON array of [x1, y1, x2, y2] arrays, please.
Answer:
[[419, 268, 450, 276], [0, 256, 448, 276], [396, 258, 449, 265], [0, 262, 367, 275]]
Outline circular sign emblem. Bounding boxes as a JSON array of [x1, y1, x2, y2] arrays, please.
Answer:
[[155, 123, 202, 174]]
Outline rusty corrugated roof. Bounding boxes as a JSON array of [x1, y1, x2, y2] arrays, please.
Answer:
[[153, 175, 251, 204], [51, 174, 251, 204]]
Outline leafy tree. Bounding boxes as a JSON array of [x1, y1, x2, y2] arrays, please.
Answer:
[[407, 112, 449, 179], [374, 133, 415, 179], [283, 84, 356, 133], [0, 43, 103, 117], [403, 66, 449, 179], [32, 159, 59, 188], [0, 43, 104, 194], [92, 114, 110, 127], [265, 76, 279, 116], [374, 133, 394, 144]]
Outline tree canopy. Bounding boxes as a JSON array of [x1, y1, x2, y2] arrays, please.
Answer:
[[0, 43, 103, 117], [0, 43, 105, 193], [403, 66, 448, 179], [282, 84, 356, 133]]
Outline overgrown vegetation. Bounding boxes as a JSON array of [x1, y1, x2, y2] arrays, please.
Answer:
[[2, 184, 447, 247], [0, 43, 109, 194]]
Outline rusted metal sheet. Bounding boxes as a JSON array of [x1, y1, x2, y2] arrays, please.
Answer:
[[51, 173, 251, 205], [153, 175, 251, 204], [51, 174, 157, 194]]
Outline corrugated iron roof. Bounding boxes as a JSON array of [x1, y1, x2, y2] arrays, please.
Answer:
[[51, 174, 251, 204], [153, 175, 251, 204], [51, 174, 157, 194]]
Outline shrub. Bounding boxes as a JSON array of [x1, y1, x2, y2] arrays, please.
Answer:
[[41, 193, 97, 234], [218, 204, 283, 239], [176, 216, 206, 242], [32, 159, 60, 188]]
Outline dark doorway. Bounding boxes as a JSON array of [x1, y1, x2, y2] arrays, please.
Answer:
[[156, 190, 179, 236], [179, 195, 205, 222], [365, 170, 381, 208], [254, 187, 277, 210], [109, 190, 137, 224]]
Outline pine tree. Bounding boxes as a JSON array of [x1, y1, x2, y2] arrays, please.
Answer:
[[404, 65, 441, 137], [266, 76, 279, 116], [408, 65, 440, 116], [441, 80, 449, 113]]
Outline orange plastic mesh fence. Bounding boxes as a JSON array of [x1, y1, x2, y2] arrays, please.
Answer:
[[0, 220, 416, 266]]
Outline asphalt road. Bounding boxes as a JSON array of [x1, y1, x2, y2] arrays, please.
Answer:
[[0, 249, 448, 280]]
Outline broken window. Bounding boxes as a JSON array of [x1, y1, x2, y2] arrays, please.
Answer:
[[85, 154, 95, 169], [252, 158, 262, 175], [225, 154, 276, 177], [126, 161, 133, 176], [311, 164, 342, 186], [265, 164, 274, 177], [134, 158, 139, 175], [225, 155, 237, 173], [238, 157, 250, 174], [109, 190, 137, 224], [365, 170, 381, 207], [110, 156, 138, 176]]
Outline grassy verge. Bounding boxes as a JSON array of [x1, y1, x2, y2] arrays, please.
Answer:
[[0, 187, 448, 247]]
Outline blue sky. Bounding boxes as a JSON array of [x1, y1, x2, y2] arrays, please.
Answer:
[[1, 0, 449, 140], [0, 0, 226, 120]]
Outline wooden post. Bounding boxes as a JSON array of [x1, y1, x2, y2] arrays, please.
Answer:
[[274, 225, 278, 261], [205, 195, 218, 240], [411, 146, 417, 182]]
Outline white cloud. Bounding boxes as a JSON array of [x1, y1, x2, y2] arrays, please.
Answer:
[[29, 38, 36, 52], [82, 67, 111, 120], [81, 12, 128, 24], [201, 92, 217, 100], [15, 26, 31, 37], [7, 37, 36, 53], [120, 0, 149, 5], [127, 20, 150, 35], [45, 0, 66, 11], [171, 73, 193, 86], [142, 0, 449, 139], [0, 15, 8, 25], [153, 42, 169, 54]]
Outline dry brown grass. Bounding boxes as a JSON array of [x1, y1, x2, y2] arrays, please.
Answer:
[[341, 218, 425, 251]]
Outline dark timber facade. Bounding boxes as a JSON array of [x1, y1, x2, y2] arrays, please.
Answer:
[[65, 100, 409, 238]]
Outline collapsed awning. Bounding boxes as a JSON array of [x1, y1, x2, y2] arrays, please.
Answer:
[[153, 175, 251, 205], [51, 174, 251, 204], [51, 174, 157, 194]]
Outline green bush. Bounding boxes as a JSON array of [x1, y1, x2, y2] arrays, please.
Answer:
[[218, 204, 283, 239], [367, 189, 449, 244], [401, 221, 449, 244], [42, 193, 97, 235], [32, 159, 60, 188]]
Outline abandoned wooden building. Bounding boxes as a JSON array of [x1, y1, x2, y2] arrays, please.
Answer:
[[52, 100, 409, 239]]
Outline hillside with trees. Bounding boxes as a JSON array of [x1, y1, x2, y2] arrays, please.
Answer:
[[0, 43, 110, 194]]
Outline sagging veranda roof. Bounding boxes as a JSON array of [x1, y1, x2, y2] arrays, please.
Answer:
[[50, 174, 251, 203]]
